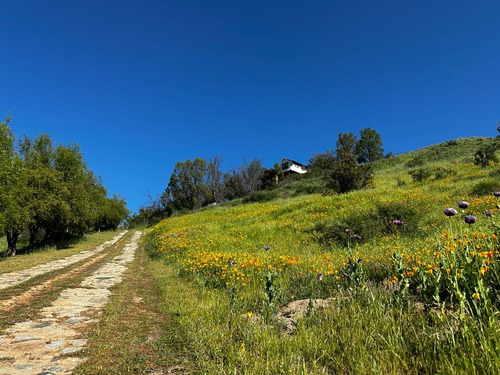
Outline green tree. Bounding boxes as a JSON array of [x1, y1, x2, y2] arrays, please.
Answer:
[[324, 152, 373, 194], [356, 127, 384, 163], [164, 158, 207, 211], [308, 150, 336, 176], [95, 195, 129, 231], [336, 132, 358, 161], [223, 170, 246, 200]]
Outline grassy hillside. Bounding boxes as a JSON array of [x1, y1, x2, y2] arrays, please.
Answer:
[[147, 137, 500, 374]]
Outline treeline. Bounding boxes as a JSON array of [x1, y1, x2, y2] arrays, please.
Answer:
[[129, 127, 385, 227], [127, 157, 284, 227], [0, 115, 128, 256]]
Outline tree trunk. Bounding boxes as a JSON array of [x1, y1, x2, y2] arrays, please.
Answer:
[[6, 229, 20, 257], [28, 224, 38, 250]]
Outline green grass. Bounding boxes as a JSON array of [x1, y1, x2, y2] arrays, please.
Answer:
[[0, 230, 122, 274], [73, 236, 195, 374], [143, 136, 500, 373]]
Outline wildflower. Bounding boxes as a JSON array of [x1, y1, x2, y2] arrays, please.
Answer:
[[494, 191, 500, 197], [353, 234, 362, 241], [264, 245, 270, 250], [465, 215, 477, 224], [485, 210, 492, 217], [392, 219, 404, 226], [458, 201, 469, 209], [472, 292, 480, 300], [345, 228, 352, 233], [479, 267, 489, 277], [230, 260, 237, 266], [317, 273, 323, 281], [443, 208, 458, 216]]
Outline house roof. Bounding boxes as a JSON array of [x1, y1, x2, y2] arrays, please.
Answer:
[[281, 158, 307, 168]]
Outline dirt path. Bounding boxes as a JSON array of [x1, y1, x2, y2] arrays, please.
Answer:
[[0, 231, 142, 375], [0, 232, 127, 290]]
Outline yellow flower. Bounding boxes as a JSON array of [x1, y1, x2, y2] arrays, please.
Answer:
[[472, 292, 480, 300], [246, 312, 253, 318]]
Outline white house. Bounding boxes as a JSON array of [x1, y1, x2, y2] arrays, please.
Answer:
[[281, 158, 308, 175]]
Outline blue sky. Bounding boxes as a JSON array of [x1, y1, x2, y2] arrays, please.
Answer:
[[1, 0, 499, 213]]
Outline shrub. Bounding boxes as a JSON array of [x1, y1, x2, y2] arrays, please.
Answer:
[[409, 168, 432, 182], [432, 167, 454, 180], [324, 157, 373, 194], [470, 179, 500, 196], [242, 190, 278, 204], [406, 155, 425, 168], [474, 144, 498, 167], [312, 201, 424, 247]]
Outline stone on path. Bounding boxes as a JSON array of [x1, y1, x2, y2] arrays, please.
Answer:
[[0, 232, 127, 290], [0, 231, 142, 375]]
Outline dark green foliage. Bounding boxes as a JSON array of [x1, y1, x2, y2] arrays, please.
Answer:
[[432, 166, 454, 180], [0, 116, 128, 255], [470, 179, 500, 196], [223, 171, 246, 200], [261, 164, 282, 191], [164, 158, 207, 211], [324, 153, 373, 194], [355, 127, 384, 163], [409, 168, 432, 182], [474, 143, 498, 167], [406, 155, 426, 168], [308, 150, 335, 177], [312, 201, 423, 247], [445, 139, 458, 146], [336, 132, 357, 161], [242, 190, 278, 204]]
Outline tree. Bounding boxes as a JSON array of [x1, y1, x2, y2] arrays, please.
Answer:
[[206, 155, 225, 203], [240, 158, 264, 194], [336, 133, 357, 161], [356, 127, 384, 163], [223, 170, 246, 200], [261, 163, 284, 190], [164, 158, 207, 211], [95, 195, 129, 231], [324, 152, 373, 194], [308, 150, 336, 176]]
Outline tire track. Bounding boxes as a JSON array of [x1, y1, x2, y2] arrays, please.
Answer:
[[0, 231, 142, 375]]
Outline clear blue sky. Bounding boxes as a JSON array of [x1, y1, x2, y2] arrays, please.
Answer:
[[1, 0, 499, 213]]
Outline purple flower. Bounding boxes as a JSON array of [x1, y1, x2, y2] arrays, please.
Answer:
[[353, 234, 362, 241], [485, 210, 492, 217], [464, 215, 477, 224], [264, 245, 270, 251], [458, 201, 469, 209], [494, 191, 500, 197], [345, 228, 352, 233], [392, 219, 404, 226], [317, 273, 323, 281], [443, 208, 458, 217], [230, 260, 237, 266]]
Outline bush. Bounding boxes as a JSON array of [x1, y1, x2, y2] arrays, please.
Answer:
[[324, 158, 373, 194], [406, 155, 425, 168], [474, 144, 498, 167], [409, 168, 432, 182], [432, 167, 454, 180], [242, 190, 279, 204], [470, 179, 500, 196], [311, 201, 424, 247]]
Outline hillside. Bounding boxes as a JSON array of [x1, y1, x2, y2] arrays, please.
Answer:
[[146, 137, 500, 374]]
